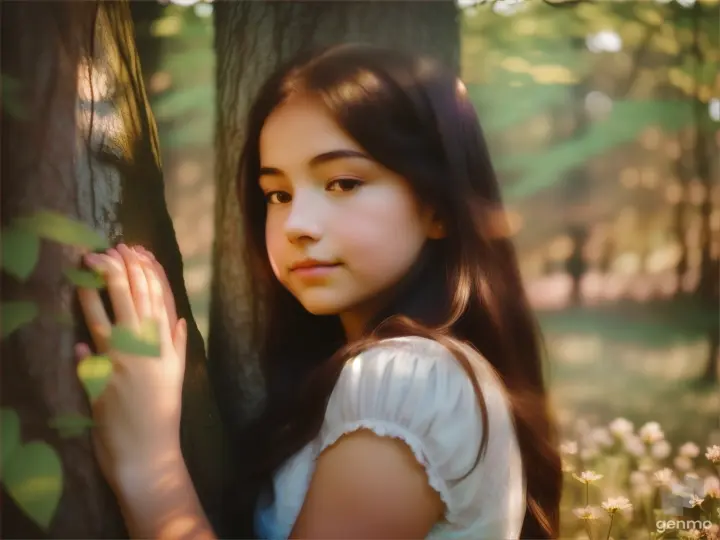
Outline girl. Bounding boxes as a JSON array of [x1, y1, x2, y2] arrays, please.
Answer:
[[77, 43, 562, 539]]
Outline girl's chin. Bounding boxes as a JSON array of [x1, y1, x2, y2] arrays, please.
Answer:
[[294, 292, 352, 317]]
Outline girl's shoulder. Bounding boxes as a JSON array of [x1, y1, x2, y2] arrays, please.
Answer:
[[320, 335, 526, 535], [331, 334, 509, 411]]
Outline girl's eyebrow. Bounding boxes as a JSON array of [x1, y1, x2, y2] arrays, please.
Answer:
[[259, 149, 371, 177]]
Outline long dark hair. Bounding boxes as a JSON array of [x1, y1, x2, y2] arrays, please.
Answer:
[[226, 43, 562, 539]]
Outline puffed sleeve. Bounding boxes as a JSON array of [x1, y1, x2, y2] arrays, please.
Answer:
[[318, 336, 526, 537]]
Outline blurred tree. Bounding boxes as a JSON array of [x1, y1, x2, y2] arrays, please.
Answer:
[[0, 1, 227, 536], [209, 0, 459, 534]]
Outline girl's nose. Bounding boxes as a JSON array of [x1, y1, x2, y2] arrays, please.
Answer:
[[284, 189, 323, 243]]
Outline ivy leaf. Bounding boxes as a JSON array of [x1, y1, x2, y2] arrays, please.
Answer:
[[1, 226, 40, 281], [15, 211, 108, 250], [110, 320, 161, 357], [63, 268, 105, 289], [48, 414, 95, 439], [77, 355, 112, 401], [1, 408, 21, 479], [3, 442, 63, 530], [1, 301, 38, 338]]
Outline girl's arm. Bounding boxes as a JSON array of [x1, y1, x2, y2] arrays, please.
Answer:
[[111, 450, 216, 540]]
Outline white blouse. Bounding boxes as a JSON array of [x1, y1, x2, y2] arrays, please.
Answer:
[[255, 336, 526, 539]]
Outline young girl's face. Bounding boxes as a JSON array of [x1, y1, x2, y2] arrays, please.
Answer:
[[258, 95, 442, 337]]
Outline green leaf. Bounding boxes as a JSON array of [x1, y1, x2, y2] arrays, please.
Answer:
[[63, 268, 105, 289], [1, 301, 38, 338], [3, 442, 63, 530], [110, 320, 161, 357], [77, 355, 112, 401], [1, 226, 40, 281], [15, 211, 108, 250], [48, 414, 95, 439], [1, 408, 21, 478]]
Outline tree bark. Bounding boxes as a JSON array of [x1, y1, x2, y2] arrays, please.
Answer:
[[209, 0, 460, 430], [1, 1, 227, 537], [690, 1, 719, 384]]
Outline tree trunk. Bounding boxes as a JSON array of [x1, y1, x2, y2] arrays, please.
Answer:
[[690, 1, 719, 385], [1, 1, 227, 537], [562, 42, 591, 307], [209, 1, 459, 528]]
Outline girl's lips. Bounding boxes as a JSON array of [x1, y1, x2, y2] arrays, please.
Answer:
[[291, 263, 342, 278]]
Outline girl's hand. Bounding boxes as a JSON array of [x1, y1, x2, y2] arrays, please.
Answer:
[[76, 244, 187, 489]]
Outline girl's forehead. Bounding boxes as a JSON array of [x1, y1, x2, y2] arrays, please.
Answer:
[[260, 97, 363, 166]]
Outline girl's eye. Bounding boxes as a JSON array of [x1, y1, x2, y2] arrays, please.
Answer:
[[265, 191, 291, 204], [327, 177, 364, 192]]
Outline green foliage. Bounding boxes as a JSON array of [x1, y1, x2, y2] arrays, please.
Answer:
[[468, 82, 569, 133], [48, 414, 95, 439], [1, 301, 38, 338], [497, 100, 696, 201], [3, 441, 63, 530], [77, 355, 112, 402], [1, 409, 63, 531], [1, 408, 21, 478], [110, 320, 161, 357], [14, 211, 108, 250], [63, 268, 105, 289], [1, 226, 40, 281]]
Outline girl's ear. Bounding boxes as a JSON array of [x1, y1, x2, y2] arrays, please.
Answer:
[[426, 211, 447, 240]]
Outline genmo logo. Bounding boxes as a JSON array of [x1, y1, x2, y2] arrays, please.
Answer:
[[656, 519, 713, 533]]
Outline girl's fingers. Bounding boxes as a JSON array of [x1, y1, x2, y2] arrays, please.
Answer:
[[77, 287, 112, 353], [117, 244, 152, 322], [136, 247, 178, 330], [172, 318, 187, 367], [85, 251, 139, 330], [138, 255, 172, 354]]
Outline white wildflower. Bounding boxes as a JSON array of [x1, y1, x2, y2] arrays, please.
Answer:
[[573, 505, 601, 520], [609, 417, 634, 438], [590, 427, 614, 448], [639, 421, 664, 444], [679, 442, 700, 458], [623, 434, 646, 457], [573, 470, 604, 484], [674, 455, 693, 472], [651, 440, 672, 460], [560, 441, 578, 456], [706, 445, 720, 464], [654, 468, 675, 486], [689, 494, 704, 508], [704, 476, 720, 498], [601, 496, 632, 514]]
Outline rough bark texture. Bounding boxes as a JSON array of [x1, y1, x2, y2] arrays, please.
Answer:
[[209, 0, 460, 438], [1, 1, 227, 537]]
